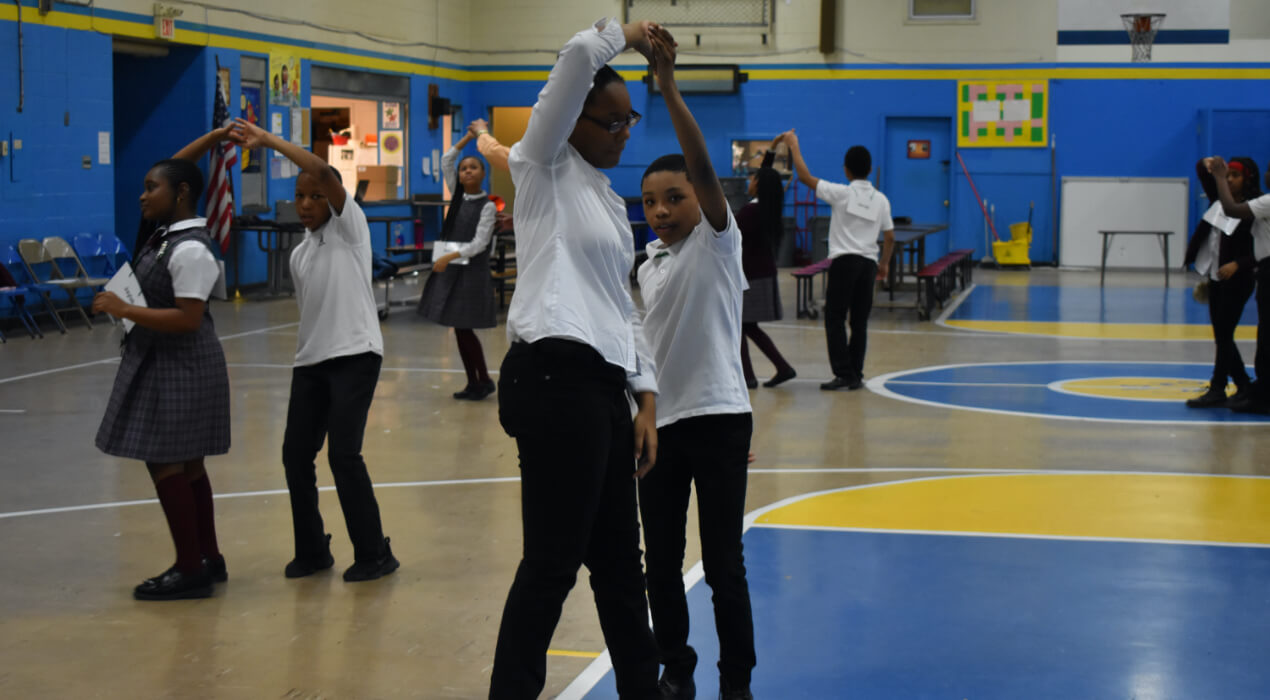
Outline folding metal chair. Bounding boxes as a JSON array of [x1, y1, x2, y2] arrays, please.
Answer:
[[2, 244, 63, 334], [17, 238, 99, 329]]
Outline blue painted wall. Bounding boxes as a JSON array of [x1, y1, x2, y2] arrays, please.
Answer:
[[0, 22, 113, 254], [466, 73, 1270, 264]]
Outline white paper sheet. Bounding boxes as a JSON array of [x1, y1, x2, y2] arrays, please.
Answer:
[[432, 240, 471, 265], [97, 132, 111, 165], [1203, 201, 1241, 236], [104, 262, 146, 333]]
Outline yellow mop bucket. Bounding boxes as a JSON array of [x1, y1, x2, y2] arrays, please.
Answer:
[[992, 203, 1033, 266]]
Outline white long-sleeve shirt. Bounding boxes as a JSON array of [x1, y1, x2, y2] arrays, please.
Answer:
[[441, 145, 497, 259], [505, 18, 657, 395]]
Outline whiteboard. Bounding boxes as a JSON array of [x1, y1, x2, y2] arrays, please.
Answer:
[[1059, 177, 1189, 269]]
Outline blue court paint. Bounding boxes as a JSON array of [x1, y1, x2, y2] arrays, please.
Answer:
[[873, 361, 1270, 423], [582, 528, 1270, 699], [947, 285, 1258, 326]]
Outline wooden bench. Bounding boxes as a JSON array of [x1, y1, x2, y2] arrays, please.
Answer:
[[916, 248, 974, 319], [791, 258, 833, 319]]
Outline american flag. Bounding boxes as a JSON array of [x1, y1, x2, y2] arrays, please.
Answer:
[[207, 68, 238, 253]]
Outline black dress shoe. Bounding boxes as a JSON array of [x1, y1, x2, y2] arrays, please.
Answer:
[[820, 376, 863, 391], [468, 379, 496, 400], [343, 538, 400, 582], [763, 367, 796, 388], [452, 384, 477, 399], [285, 533, 335, 578], [745, 377, 759, 390], [1186, 387, 1228, 408], [134, 566, 213, 601], [204, 555, 228, 583], [1226, 386, 1251, 406]]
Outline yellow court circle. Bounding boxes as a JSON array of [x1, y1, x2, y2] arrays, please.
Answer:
[[944, 319, 1256, 341], [756, 473, 1270, 546], [1053, 377, 1235, 401]]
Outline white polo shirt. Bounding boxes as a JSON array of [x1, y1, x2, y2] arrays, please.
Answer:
[[157, 217, 221, 300], [505, 18, 657, 394], [289, 197, 384, 367], [637, 208, 751, 429], [1249, 193, 1270, 262], [816, 179, 895, 261]]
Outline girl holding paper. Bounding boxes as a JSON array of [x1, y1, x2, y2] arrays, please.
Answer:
[[417, 129, 499, 400], [1183, 156, 1261, 408], [92, 128, 236, 601]]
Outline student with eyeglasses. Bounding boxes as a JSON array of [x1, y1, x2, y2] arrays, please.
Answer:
[[487, 17, 666, 700]]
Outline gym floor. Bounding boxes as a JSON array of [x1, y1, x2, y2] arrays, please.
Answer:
[[1, 267, 1266, 699]]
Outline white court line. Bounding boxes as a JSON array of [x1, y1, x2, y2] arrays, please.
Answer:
[[885, 380, 1050, 388], [0, 322, 301, 386], [934, 282, 976, 324], [763, 323, 970, 338], [226, 362, 493, 376], [0, 409, 27, 414], [0, 476, 521, 520], [557, 469, 1270, 698]]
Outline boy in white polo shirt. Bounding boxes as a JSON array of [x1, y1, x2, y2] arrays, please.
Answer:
[[233, 117, 399, 582], [781, 130, 895, 390], [635, 29, 755, 700], [1209, 155, 1270, 414]]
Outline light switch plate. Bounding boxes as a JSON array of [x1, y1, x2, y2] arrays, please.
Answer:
[[13, 139, 23, 150]]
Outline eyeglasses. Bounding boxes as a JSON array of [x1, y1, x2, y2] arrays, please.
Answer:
[[578, 110, 641, 134]]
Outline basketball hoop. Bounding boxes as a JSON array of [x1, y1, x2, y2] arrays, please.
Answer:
[[1122, 13, 1165, 62]]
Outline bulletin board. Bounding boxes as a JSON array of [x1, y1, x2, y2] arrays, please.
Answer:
[[958, 80, 1048, 148]]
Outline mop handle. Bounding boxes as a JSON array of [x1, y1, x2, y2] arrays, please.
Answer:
[[956, 150, 1001, 241]]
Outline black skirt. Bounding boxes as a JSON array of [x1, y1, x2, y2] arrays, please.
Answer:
[[742, 275, 782, 324]]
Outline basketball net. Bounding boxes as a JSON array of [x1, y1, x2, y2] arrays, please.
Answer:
[[1122, 13, 1165, 62]]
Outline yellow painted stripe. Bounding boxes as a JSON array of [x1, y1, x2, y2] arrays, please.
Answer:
[[547, 649, 603, 659], [4, 7, 1269, 83], [944, 319, 1257, 341], [757, 474, 1270, 545]]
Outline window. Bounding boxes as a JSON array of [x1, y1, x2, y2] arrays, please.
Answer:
[[310, 66, 410, 203], [909, 0, 975, 20]]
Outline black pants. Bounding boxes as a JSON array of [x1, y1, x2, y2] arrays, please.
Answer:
[[1254, 261, 1270, 401], [1207, 273, 1255, 390], [638, 413, 756, 689], [490, 340, 659, 700], [825, 254, 878, 381], [281, 352, 388, 563]]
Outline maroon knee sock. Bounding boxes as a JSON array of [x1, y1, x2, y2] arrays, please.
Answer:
[[744, 323, 792, 373], [153, 473, 203, 574], [455, 329, 491, 384], [454, 330, 479, 386], [188, 473, 221, 562], [740, 337, 756, 384]]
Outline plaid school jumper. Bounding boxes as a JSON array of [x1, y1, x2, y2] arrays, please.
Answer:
[[416, 195, 498, 329], [96, 229, 231, 463]]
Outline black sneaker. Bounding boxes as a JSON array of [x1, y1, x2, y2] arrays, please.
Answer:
[[820, 376, 863, 391], [452, 384, 477, 400], [1229, 396, 1270, 414], [343, 538, 400, 582], [745, 377, 759, 390], [285, 534, 335, 578], [658, 671, 696, 700], [134, 566, 213, 601], [1185, 387, 1228, 408]]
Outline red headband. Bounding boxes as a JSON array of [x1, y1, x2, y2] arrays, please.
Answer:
[[1228, 161, 1246, 174]]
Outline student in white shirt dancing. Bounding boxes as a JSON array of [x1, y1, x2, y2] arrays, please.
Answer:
[[634, 29, 755, 700], [782, 130, 894, 391], [233, 117, 399, 583], [489, 17, 664, 700]]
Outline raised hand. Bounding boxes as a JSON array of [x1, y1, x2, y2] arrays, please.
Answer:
[[470, 118, 490, 136], [232, 118, 269, 150]]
